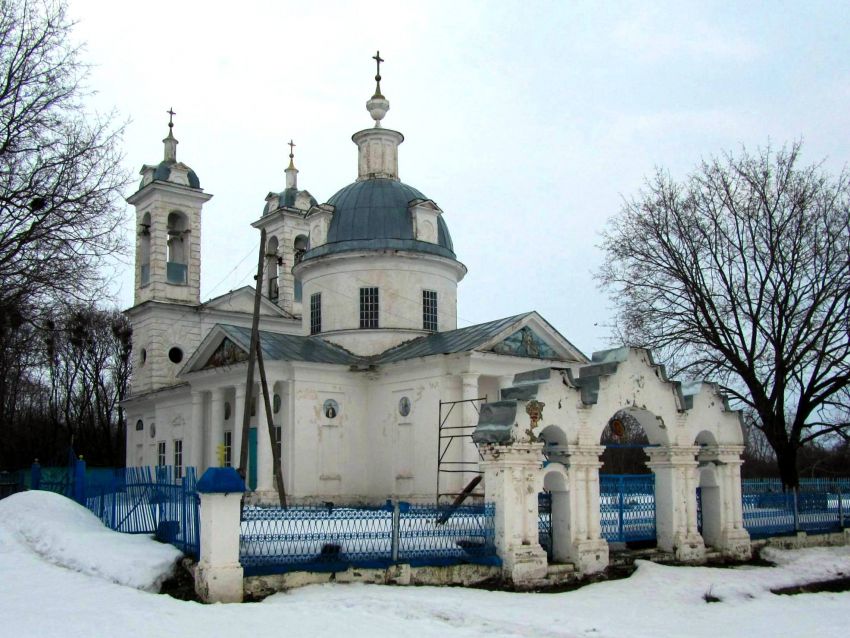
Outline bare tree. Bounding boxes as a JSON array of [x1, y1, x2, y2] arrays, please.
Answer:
[[598, 143, 850, 488], [0, 0, 128, 314]]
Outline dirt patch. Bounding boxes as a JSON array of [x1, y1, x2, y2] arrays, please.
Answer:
[[159, 558, 201, 602], [772, 577, 850, 596]]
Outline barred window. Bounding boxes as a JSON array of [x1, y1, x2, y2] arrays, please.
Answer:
[[359, 287, 379, 328], [223, 431, 232, 467], [310, 293, 322, 334], [423, 290, 438, 332], [173, 439, 183, 479], [157, 441, 166, 467]]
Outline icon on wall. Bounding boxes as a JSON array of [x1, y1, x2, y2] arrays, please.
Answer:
[[323, 399, 340, 419], [398, 396, 411, 417]]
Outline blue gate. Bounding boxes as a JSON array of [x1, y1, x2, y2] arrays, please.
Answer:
[[600, 474, 656, 543]]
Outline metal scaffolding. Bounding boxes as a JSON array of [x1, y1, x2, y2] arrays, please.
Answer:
[[436, 396, 486, 506]]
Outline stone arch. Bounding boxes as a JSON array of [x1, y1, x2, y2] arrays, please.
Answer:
[[539, 424, 569, 464], [266, 235, 280, 302], [166, 211, 189, 284], [542, 465, 570, 563], [139, 212, 151, 285], [293, 234, 309, 302]]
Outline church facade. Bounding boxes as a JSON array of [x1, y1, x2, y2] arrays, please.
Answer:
[[122, 69, 589, 504]]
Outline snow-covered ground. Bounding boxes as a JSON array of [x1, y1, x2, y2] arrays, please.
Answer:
[[1, 491, 849, 638]]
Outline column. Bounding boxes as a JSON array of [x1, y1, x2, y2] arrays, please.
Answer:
[[190, 391, 205, 473], [716, 445, 751, 560], [256, 386, 273, 493], [460, 373, 481, 488], [646, 446, 706, 562], [560, 444, 608, 574], [209, 387, 225, 468], [232, 384, 246, 469], [479, 442, 548, 586]]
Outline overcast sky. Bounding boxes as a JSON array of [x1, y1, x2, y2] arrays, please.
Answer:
[[69, 0, 850, 357]]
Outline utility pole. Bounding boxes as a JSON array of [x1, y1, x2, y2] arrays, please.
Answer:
[[237, 227, 288, 507]]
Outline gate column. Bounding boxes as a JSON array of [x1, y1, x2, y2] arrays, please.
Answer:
[[479, 442, 548, 585], [559, 444, 608, 574], [646, 446, 706, 562], [699, 445, 751, 560]]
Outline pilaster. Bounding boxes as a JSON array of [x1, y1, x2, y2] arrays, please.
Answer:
[[479, 442, 548, 585], [646, 446, 706, 562]]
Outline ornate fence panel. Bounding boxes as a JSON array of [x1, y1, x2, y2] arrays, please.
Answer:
[[240, 501, 498, 577], [538, 492, 552, 560], [397, 502, 498, 567], [28, 462, 199, 559], [600, 474, 656, 543], [742, 478, 848, 538]]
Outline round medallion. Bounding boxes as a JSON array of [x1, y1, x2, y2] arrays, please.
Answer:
[[323, 399, 340, 419], [398, 396, 411, 417]]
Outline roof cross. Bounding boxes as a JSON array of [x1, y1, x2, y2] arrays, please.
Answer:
[[372, 50, 384, 98], [167, 107, 176, 129], [288, 139, 296, 160]]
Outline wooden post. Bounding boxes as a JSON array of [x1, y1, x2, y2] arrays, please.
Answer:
[[238, 229, 267, 477], [256, 340, 287, 508]]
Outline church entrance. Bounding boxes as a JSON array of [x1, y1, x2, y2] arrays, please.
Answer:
[[599, 410, 658, 546]]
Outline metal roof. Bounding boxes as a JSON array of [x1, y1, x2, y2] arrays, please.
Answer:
[[300, 178, 456, 261], [211, 312, 570, 367], [372, 313, 533, 364], [219, 324, 361, 366]]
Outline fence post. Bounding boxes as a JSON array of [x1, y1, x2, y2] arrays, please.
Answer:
[[195, 467, 245, 603], [838, 482, 844, 529], [391, 500, 400, 563], [73, 457, 86, 505], [792, 488, 799, 533], [31, 460, 41, 490]]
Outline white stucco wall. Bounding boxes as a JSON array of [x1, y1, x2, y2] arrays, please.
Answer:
[[296, 251, 466, 355]]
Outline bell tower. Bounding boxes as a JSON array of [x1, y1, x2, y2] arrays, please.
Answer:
[[127, 109, 211, 307], [126, 111, 212, 395]]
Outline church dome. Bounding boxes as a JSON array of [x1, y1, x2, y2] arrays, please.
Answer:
[[262, 186, 318, 215], [153, 161, 201, 189], [301, 178, 456, 260]]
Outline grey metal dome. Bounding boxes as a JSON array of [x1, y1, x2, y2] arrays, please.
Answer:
[[301, 178, 456, 261], [153, 161, 200, 189]]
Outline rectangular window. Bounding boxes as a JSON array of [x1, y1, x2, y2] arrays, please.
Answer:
[[359, 287, 379, 328], [310, 292, 322, 335], [157, 441, 166, 467], [223, 431, 232, 468], [423, 290, 438, 332], [173, 439, 183, 479]]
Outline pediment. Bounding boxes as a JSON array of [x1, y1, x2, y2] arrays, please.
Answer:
[[202, 337, 249, 370], [480, 312, 587, 363], [489, 326, 558, 359]]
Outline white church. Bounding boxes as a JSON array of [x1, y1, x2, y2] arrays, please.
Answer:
[[124, 60, 750, 569]]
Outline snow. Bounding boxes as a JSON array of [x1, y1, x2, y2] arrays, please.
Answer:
[[1, 490, 849, 638]]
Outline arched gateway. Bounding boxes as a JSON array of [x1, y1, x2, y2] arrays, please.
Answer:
[[473, 347, 751, 580]]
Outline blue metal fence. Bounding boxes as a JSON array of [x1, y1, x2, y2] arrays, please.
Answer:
[[538, 492, 552, 560], [240, 501, 498, 576], [600, 474, 656, 543], [29, 461, 199, 558], [742, 478, 848, 538]]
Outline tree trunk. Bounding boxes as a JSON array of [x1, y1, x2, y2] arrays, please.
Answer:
[[776, 445, 799, 490]]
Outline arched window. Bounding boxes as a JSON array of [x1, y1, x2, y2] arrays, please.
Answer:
[[166, 211, 189, 284], [266, 235, 280, 303], [139, 212, 151, 285], [293, 234, 309, 302]]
